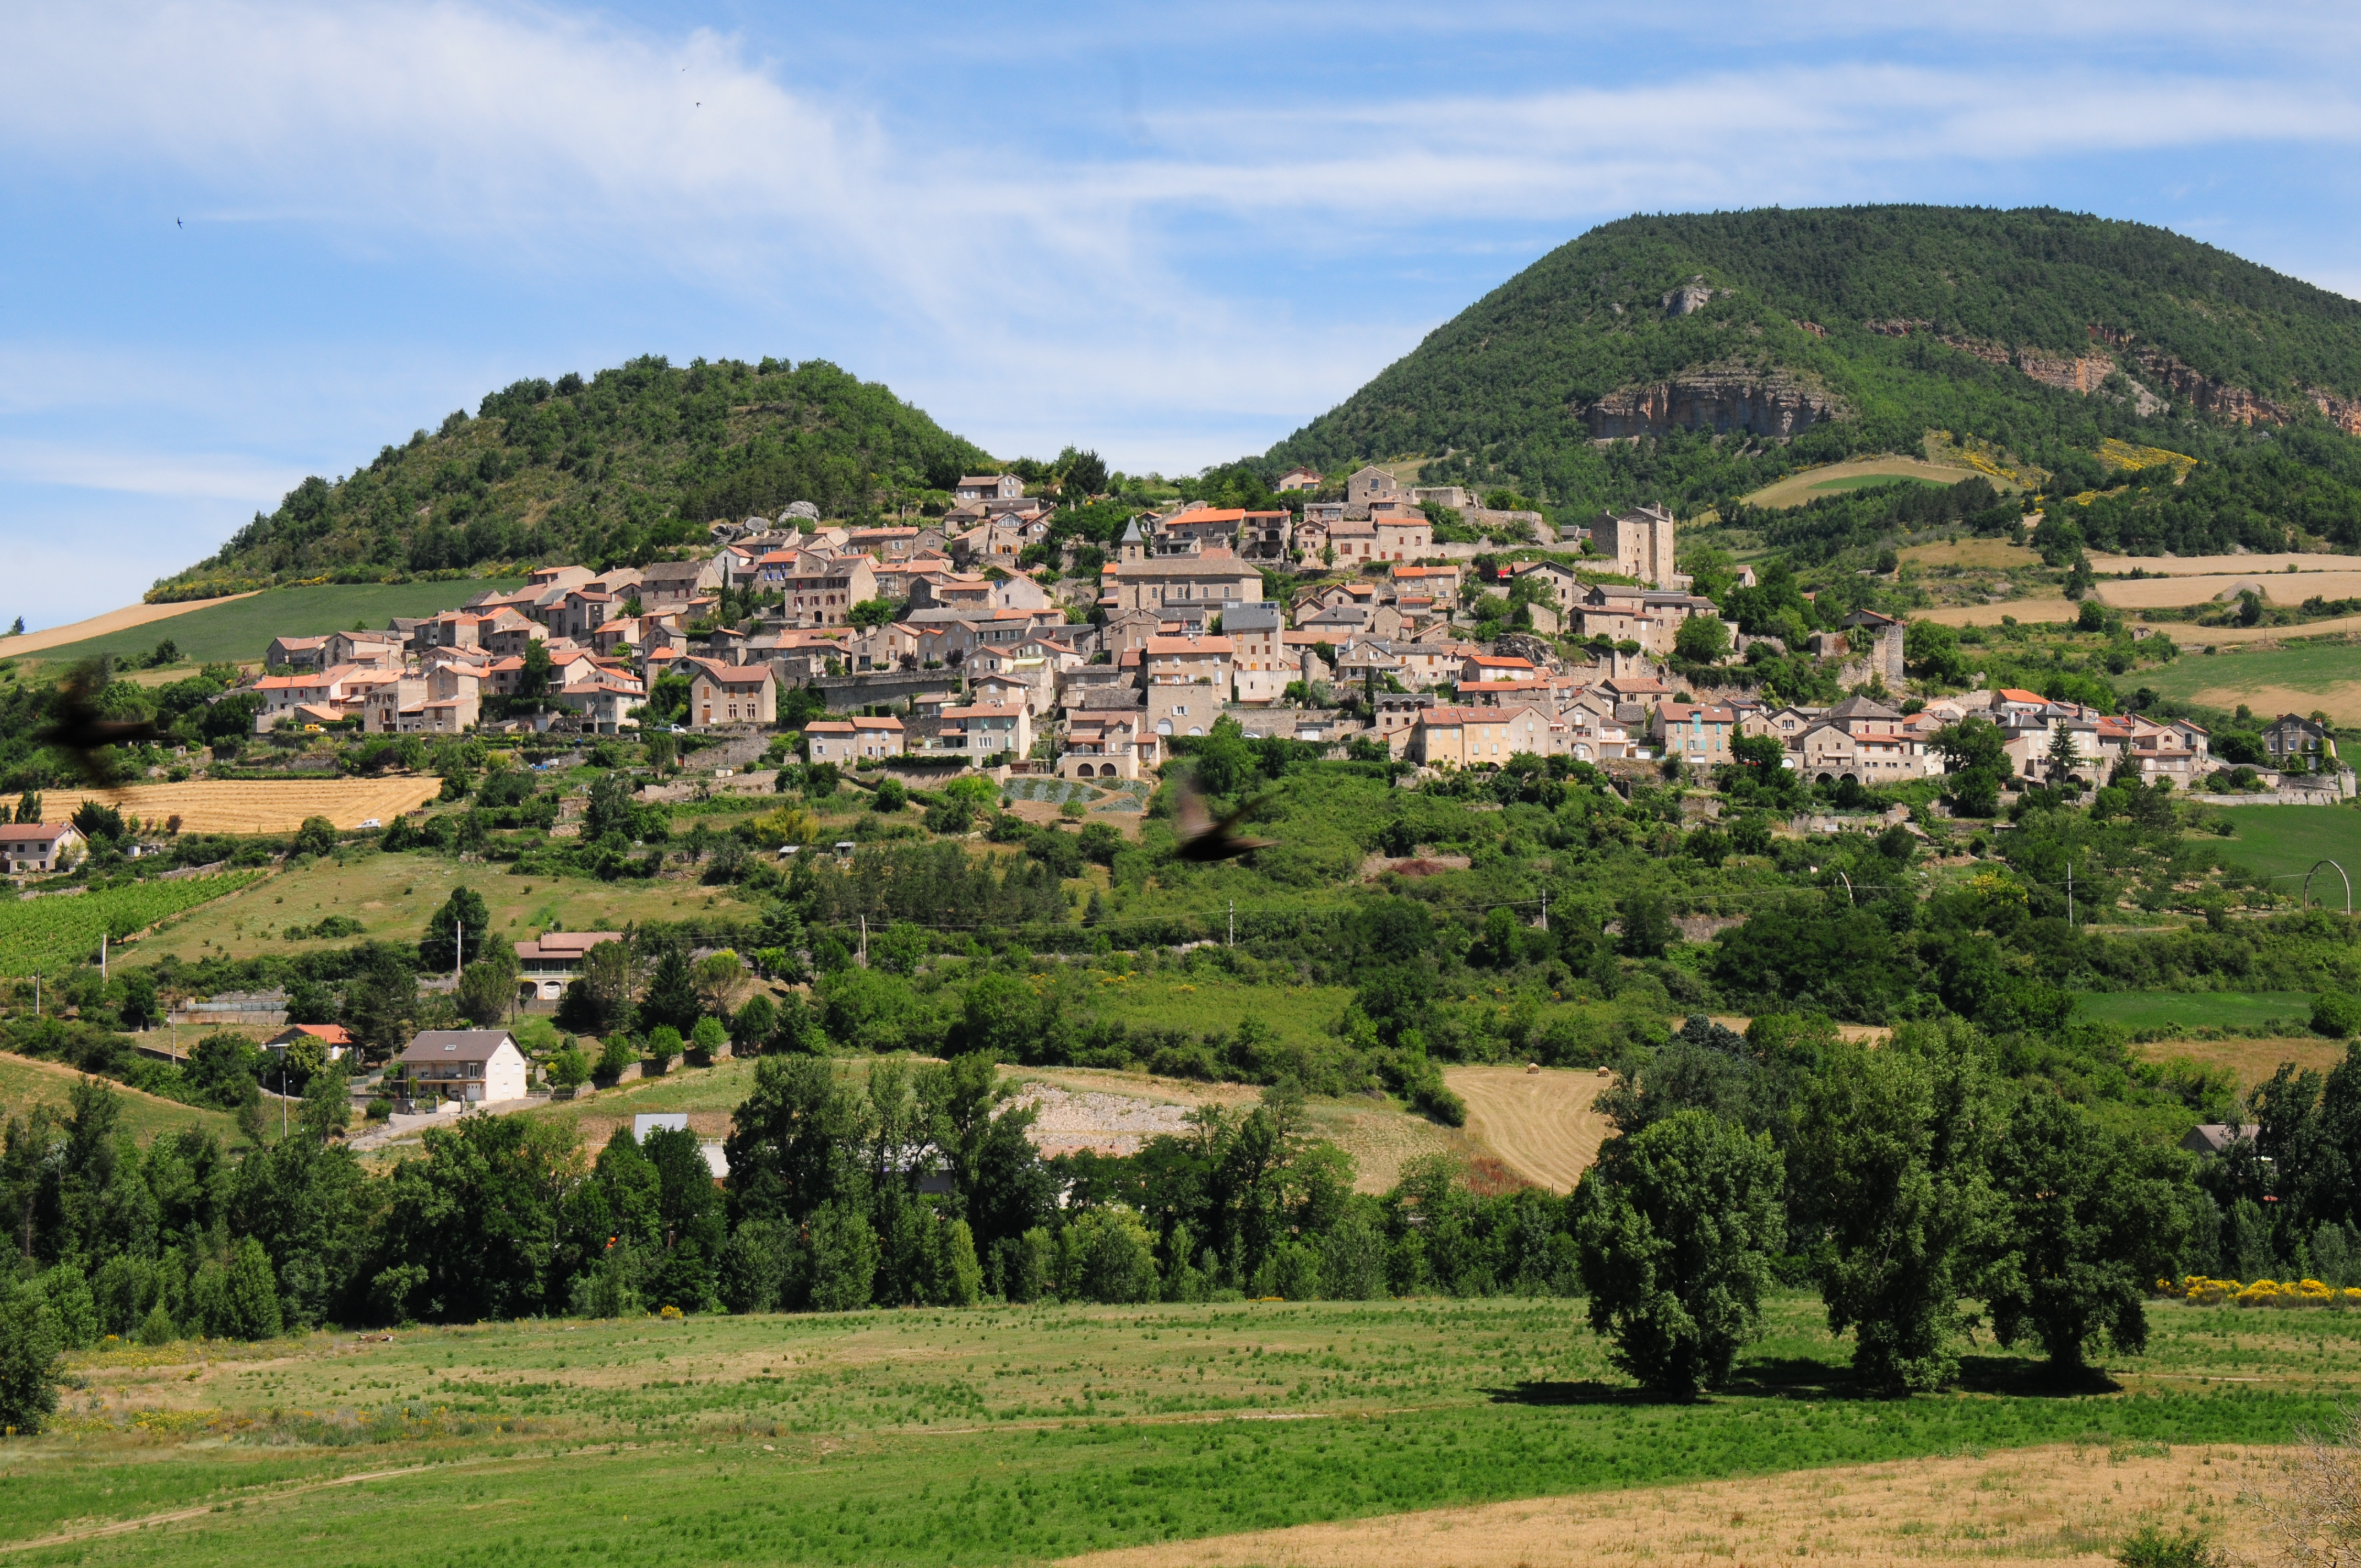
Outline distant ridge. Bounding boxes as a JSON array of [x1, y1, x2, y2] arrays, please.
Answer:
[[1266, 206, 2361, 556]]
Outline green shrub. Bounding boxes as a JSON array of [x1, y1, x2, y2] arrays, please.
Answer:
[[2315, 991, 2361, 1038], [0, 1284, 62, 1435]]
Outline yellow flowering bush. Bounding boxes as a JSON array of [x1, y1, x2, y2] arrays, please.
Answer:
[[2169, 1275, 2361, 1307]]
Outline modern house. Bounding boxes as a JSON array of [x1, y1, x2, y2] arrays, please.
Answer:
[[0, 821, 85, 874], [512, 932, 624, 1003], [395, 1029, 531, 1106]]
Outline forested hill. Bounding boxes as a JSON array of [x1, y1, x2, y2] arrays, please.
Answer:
[[157, 357, 993, 600], [1265, 206, 2361, 553]]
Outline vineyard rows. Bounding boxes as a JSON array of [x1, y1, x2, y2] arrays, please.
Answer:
[[0, 873, 266, 977]]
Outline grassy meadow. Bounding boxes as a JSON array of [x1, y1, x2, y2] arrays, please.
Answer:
[[24, 580, 526, 669], [0, 1052, 243, 1144], [2137, 639, 2361, 725], [129, 851, 751, 967], [11, 1295, 2354, 1566], [2073, 989, 2316, 1035], [2204, 805, 2361, 891]]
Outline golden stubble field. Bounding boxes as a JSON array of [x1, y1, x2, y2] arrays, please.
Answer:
[[40, 778, 443, 834], [1061, 1442, 2266, 1568], [1442, 1064, 1611, 1193]]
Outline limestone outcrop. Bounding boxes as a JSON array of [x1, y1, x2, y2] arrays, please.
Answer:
[[1579, 367, 1837, 440]]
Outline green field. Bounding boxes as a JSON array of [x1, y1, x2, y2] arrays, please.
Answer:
[[26, 580, 526, 668], [2133, 639, 2361, 720], [2074, 989, 2316, 1033], [0, 1051, 243, 1144], [2205, 805, 2361, 891], [13, 1294, 2349, 1566], [0, 873, 266, 977]]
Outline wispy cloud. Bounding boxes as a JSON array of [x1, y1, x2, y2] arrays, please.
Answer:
[[4, 0, 2360, 626]]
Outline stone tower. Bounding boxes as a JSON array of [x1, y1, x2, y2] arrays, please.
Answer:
[[1591, 502, 1678, 587]]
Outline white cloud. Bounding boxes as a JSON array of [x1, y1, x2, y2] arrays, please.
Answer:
[[4, 0, 2361, 516], [0, 439, 303, 503]]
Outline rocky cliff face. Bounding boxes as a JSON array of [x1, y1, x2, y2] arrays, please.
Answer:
[[1579, 368, 1837, 440]]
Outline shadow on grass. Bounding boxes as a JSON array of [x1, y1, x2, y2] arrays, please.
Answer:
[[1956, 1355, 2123, 1397], [1483, 1355, 2119, 1407]]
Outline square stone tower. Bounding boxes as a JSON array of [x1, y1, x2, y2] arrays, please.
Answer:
[[1591, 502, 1678, 587]]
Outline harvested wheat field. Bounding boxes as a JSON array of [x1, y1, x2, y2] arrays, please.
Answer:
[[2092, 551, 2361, 576], [39, 777, 442, 834], [1444, 1065, 1612, 1194], [1063, 1441, 2264, 1568], [2098, 571, 2361, 609]]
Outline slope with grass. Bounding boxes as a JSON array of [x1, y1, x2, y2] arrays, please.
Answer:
[[27, 580, 526, 669], [128, 850, 743, 967], [1266, 205, 2361, 553], [0, 1051, 243, 1144], [14, 1295, 2348, 1567], [2201, 805, 2361, 888], [2139, 640, 2361, 726], [2072, 989, 2316, 1035]]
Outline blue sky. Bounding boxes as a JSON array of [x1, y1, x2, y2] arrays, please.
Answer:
[[6, 0, 2361, 628]]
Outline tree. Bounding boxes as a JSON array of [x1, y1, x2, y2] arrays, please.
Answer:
[[456, 954, 516, 1028], [1983, 1093, 2193, 1373], [1791, 1024, 2001, 1392], [846, 598, 896, 629], [292, 816, 338, 858], [1618, 889, 1674, 960], [692, 951, 751, 1017], [1573, 1109, 1786, 1395], [421, 886, 492, 972], [1673, 614, 1731, 664], [558, 939, 633, 1035], [2045, 722, 2083, 795], [547, 1040, 589, 1090], [516, 641, 554, 703], [639, 947, 701, 1035], [0, 1283, 61, 1435]]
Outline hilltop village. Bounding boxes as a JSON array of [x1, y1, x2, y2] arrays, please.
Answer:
[[220, 462, 2321, 800]]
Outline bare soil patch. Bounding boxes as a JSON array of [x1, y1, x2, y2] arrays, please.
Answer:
[[1899, 539, 2041, 570], [1, 593, 260, 657], [1005, 1066, 1469, 1193], [1913, 596, 2072, 627], [1442, 1065, 1611, 1194], [38, 778, 443, 834], [1062, 1441, 2262, 1568]]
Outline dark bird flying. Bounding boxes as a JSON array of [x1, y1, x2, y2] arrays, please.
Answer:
[[39, 663, 160, 783], [1172, 777, 1277, 862]]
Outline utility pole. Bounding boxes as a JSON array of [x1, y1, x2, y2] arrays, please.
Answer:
[[1539, 890, 1548, 933], [1227, 899, 1234, 949], [2067, 861, 2075, 928], [859, 915, 868, 965]]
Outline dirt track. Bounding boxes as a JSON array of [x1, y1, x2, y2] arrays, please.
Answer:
[[1442, 1065, 1611, 1194], [1062, 1441, 2266, 1568], [1, 593, 258, 656]]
